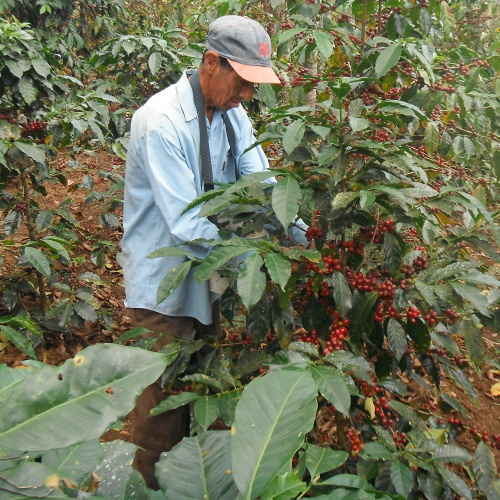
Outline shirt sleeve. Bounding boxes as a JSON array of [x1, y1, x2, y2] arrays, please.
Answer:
[[138, 126, 219, 259]]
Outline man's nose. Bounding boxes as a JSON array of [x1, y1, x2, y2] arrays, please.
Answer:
[[240, 83, 255, 102]]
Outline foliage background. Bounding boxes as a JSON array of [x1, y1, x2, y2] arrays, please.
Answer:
[[0, 0, 499, 498]]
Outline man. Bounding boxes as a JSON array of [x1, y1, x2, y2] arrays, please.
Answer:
[[121, 15, 290, 489]]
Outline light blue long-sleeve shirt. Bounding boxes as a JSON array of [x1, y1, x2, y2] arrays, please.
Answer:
[[121, 72, 280, 324]]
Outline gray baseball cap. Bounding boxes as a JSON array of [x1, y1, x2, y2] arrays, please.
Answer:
[[206, 15, 280, 85]]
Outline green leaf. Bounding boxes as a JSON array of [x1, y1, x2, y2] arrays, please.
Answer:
[[32, 59, 51, 78], [95, 440, 150, 499], [348, 116, 370, 133], [473, 441, 497, 494], [74, 301, 98, 322], [437, 465, 472, 500], [439, 1, 456, 36], [313, 30, 334, 61], [387, 318, 407, 361], [384, 233, 402, 277], [332, 191, 360, 210], [378, 100, 427, 120], [157, 431, 239, 499], [260, 84, 277, 108], [148, 246, 193, 259], [231, 369, 317, 500], [425, 121, 440, 154], [440, 393, 468, 417], [272, 176, 301, 232], [41, 438, 104, 483], [14, 141, 46, 164], [431, 444, 471, 463], [0, 325, 36, 358], [450, 283, 490, 316], [282, 120, 306, 156], [157, 260, 192, 304], [24, 246, 51, 277], [195, 246, 250, 282], [460, 319, 485, 365], [389, 401, 427, 430], [306, 445, 348, 479], [5, 59, 24, 78], [360, 442, 394, 460], [148, 51, 162, 75], [35, 209, 54, 232], [311, 365, 351, 415], [375, 44, 402, 79], [318, 473, 372, 490], [264, 253, 291, 291], [0, 344, 172, 451], [332, 271, 353, 318], [390, 460, 413, 498], [151, 391, 201, 416], [18, 76, 37, 105], [261, 472, 307, 500], [194, 396, 220, 431], [237, 253, 266, 311], [406, 318, 431, 354]]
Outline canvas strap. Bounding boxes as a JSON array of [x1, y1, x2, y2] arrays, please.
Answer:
[[188, 70, 237, 192]]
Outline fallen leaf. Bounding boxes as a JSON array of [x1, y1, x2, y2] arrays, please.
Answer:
[[491, 382, 500, 397]]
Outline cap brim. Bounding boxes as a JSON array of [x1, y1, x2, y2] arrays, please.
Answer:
[[228, 59, 281, 85]]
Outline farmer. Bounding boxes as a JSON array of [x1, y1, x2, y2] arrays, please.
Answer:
[[121, 15, 306, 489]]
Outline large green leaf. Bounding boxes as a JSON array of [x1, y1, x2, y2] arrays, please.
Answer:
[[13, 141, 46, 164], [272, 176, 301, 232], [231, 369, 317, 500], [313, 30, 334, 60], [390, 460, 413, 497], [0, 344, 172, 451], [375, 43, 402, 78], [460, 319, 485, 365], [95, 440, 149, 499], [473, 441, 497, 494], [157, 431, 239, 500], [282, 120, 306, 157], [263, 252, 291, 291], [41, 438, 104, 483], [237, 253, 266, 310], [311, 365, 351, 415]]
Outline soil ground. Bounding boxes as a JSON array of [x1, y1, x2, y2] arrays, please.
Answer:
[[1, 147, 499, 469]]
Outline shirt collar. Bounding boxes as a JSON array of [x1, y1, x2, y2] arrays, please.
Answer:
[[178, 72, 197, 122]]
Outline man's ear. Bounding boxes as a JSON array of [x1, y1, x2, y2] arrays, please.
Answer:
[[203, 51, 220, 74]]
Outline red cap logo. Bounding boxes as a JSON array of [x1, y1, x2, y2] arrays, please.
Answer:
[[259, 41, 270, 58]]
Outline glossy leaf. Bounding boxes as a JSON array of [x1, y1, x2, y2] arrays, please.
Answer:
[[387, 318, 407, 361], [231, 369, 317, 500], [311, 365, 351, 415], [332, 271, 353, 318], [0, 325, 36, 358], [24, 247, 51, 277], [194, 246, 250, 282], [424, 121, 439, 154], [237, 253, 266, 311], [272, 176, 301, 232], [306, 445, 348, 479], [0, 344, 172, 451], [282, 120, 306, 156], [390, 460, 413, 498], [473, 441, 497, 494], [194, 396, 220, 431], [260, 472, 307, 500], [375, 43, 402, 78], [263, 252, 291, 291], [157, 431, 238, 499]]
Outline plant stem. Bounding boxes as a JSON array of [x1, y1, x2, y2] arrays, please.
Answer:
[[19, 162, 48, 314]]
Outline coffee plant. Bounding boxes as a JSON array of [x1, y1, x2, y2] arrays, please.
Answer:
[[0, 0, 499, 498]]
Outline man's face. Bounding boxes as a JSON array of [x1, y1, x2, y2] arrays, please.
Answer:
[[207, 61, 255, 111]]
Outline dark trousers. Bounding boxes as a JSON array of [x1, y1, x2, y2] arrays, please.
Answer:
[[129, 304, 221, 490]]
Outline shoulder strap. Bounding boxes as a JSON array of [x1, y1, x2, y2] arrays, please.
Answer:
[[221, 112, 239, 180], [189, 70, 214, 191]]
